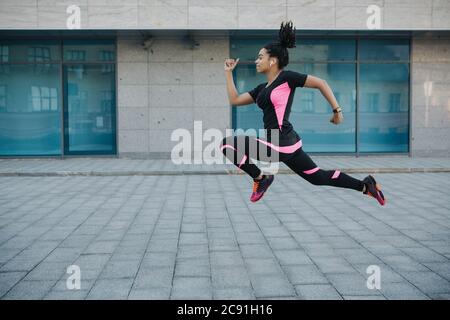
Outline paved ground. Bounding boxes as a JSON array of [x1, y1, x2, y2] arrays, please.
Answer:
[[0, 157, 449, 300]]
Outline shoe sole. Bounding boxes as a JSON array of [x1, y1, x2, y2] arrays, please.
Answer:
[[375, 183, 386, 206], [367, 178, 386, 206], [364, 175, 386, 206]]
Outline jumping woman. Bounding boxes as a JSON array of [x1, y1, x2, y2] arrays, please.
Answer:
[[221, 21, 386, 206]]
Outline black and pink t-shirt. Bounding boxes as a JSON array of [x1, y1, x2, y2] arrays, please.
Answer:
[[248, 70, 308, 147]]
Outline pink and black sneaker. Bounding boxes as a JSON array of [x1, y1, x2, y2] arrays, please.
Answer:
[[363, 175, 386, 206], [250, 174, 274, 202]]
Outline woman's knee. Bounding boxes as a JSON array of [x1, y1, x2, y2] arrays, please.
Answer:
[[220, 136, 236, 155], [220, 136, 230, 147], [220, 136, 228, 147]]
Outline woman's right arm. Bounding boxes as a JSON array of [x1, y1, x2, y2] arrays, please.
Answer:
[[224, 58, 254, 106]]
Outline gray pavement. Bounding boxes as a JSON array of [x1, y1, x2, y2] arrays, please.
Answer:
[[0, 156, 449, 300]]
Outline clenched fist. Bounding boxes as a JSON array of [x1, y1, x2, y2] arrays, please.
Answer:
[[330, 112, 344, 125], [224, 58, 240, 72]]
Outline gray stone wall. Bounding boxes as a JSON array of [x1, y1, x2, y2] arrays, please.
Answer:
[[117, 36, 230, 158], [1, 0, 449, 30], [411, 37, 450, 157]]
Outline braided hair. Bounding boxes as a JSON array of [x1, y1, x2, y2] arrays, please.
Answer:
[[264, 21, 296, 69]]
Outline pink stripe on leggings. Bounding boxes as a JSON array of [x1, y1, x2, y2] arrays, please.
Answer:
[[331, 170, 341, 179], [238, 155, 247, 168], [220, 144, 237, 152], [255, 138, 302, 154], [303, 167, 320, 175]]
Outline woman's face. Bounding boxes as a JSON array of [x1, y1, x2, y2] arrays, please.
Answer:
[[255, 48, 276, 73]]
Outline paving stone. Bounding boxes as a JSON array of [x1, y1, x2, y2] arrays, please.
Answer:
[[378, 282, 431, 300], [295, 284, 343, 300], [327, 273, 384, 297], [175, 262, 210, 277], [87, 278, 134, 300], [245, 258, 283, 275], [250, 274, 295, 298], [99, 260, 141, 279], [213, 287, 256, 300], [212, 266, 251, 289], [312, 257, 356, 274], [0, 272, 27, 297], [3, 280, 57, 300], [239, 244, 274, 259], [210, 251, 245, 267], [282, 265, 329, 285], [171, 277, 212, 300], [400, 272, 450, 295], [24, 262, 69, 281], [132, 267, 174, 290], [44, 290, 89, 300], [128, 287, 171, 300]]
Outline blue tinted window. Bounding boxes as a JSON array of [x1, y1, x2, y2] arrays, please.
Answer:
[[0, 40, 60, 63], [230, 39, 269, 62], [0, 39, 117, 156], [291, 39, 356, 61], [63, 39, 115, 62], [0, 64, 61, 156], [359, 63, 409, 152], [230, 38, 356, 62], [359, 39, 409, 61], [64, 64, 116, 154], [231, 36, 410, 154]]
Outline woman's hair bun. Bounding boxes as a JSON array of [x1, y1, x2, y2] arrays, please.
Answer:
[[278, 21, 296, 49]]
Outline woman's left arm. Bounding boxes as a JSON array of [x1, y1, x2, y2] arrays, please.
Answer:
[[304, 75, 343, 125]]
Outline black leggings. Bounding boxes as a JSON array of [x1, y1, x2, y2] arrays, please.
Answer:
[[220, 135, 364, 192]]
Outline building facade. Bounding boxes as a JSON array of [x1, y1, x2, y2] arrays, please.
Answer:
[[0, 0, 449, 158]]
